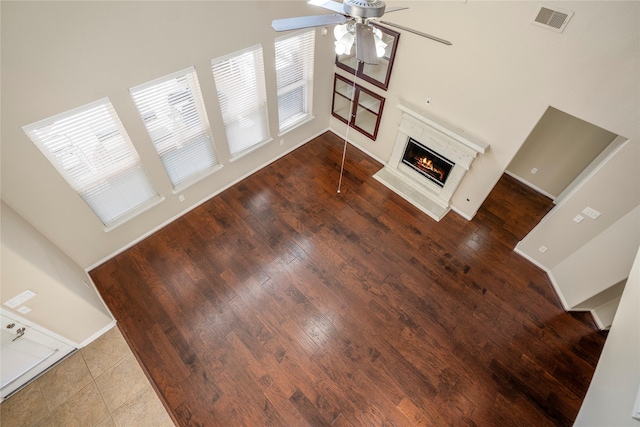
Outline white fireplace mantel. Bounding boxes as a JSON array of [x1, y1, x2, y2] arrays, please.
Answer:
[[373, 105, 489, 221]]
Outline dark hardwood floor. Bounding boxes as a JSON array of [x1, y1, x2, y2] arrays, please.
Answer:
[[91, 132, 608, 426]]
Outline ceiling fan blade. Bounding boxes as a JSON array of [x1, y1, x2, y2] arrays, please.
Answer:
[[384, 6, 409, 13], [272, 14, 346, 32], [379, 20, 452, 45], [355, 23, 379, 65], [307, 0, 345, 14]]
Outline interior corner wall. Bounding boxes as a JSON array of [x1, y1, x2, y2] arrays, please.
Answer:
[[506, 106, 617, 198], [516, 139, 640, 274], [550, 206, 640, 308], [574, 246, 640, 426], [1, 202, 113, 345]]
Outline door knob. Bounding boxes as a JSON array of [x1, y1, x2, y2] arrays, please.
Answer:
[[12, 327, 25, 341]]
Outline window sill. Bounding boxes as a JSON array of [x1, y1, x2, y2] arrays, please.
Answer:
[[278, 115, 315, 137], [104, 195, 165, 232], [229, 137, 273, 163], [171, 164, 224, 194]]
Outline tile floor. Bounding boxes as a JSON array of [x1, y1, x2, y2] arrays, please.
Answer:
[[0, 326, 175, 427]]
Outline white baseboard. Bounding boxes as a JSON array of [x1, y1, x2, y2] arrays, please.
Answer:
[[87, 128, 331, 271], [504, 170, 555, 200], [513, 245, 570, 310], [450, 205, 476, 221], [78, 320, 117, 348], [328, 130, 388, 166]]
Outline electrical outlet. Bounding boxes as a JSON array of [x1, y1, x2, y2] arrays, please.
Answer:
[[538, 246, 548, 253], [17, 306, 31, 315], [178, 195, 185, 202], [572, 214, 584, 224], [531, 168, 538, 174], [280, 139, 285, 146], [582, 207, 601, 219]]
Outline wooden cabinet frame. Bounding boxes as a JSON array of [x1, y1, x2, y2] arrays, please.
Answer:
[[331, 74, 385, 141], [335, 23, 400, 91]]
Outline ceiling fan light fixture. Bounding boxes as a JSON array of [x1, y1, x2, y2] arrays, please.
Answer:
[[335, 32, 355, 55], [334, 23, 349, 40], [374, 32, 387, 57], [334, 24, 355, 55]]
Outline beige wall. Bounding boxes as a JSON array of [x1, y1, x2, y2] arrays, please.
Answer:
[[551, 205, 639, 308], [507, 107, 617, 198], [516, 140, 639, 275], [1, 202, 113, 345], [1, 1, 335, 269]]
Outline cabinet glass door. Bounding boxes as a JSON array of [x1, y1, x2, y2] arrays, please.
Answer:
[[335, 24, 400, 91], [352, 87, 384, 140], [331, 74, 385, 141]]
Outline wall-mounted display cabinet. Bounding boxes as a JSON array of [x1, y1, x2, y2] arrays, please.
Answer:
[[331, 74, 385, 141], [335, 24, 400, 91]]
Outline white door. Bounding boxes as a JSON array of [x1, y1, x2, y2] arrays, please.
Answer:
[[0, 312, 75, 400]]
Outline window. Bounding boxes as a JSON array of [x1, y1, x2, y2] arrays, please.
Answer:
[[130, 67, 219, 189], [275, 29, 315, 133], [211, 45, 270, 157], [23, 99, 160, 227]]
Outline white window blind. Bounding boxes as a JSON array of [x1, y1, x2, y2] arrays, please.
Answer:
[[275, 29, 315, 133], [211, 45, 270, 156], [23, 99, 159, 227], [130, 67, 218, 188]]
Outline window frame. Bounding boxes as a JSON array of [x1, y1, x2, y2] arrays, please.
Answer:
[[211, 44, 271, 160], [22, 98, 162, 230], [275, 29, 316, 134], [129, 67, 222, 192]]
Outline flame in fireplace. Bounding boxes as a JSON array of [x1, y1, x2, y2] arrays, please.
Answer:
[[417, 156, 444, 181]]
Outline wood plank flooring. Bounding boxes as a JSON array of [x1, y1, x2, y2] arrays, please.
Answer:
[[91, 132, 607, 426]]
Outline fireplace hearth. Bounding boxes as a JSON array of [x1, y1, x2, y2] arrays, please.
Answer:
[[373, 105, 489, 221]]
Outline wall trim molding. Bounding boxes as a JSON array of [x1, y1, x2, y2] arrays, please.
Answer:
[[504, 170, 556, 200], [78, 320, 117, 348]]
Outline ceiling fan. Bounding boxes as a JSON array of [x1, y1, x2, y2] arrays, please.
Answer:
[[272, 0, 452, 65]]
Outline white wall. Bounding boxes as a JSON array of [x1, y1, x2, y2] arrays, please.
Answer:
[[331, 1, 639, 219], [551, 205, 640, 308], [516, 139, 640, 308], [1, 202, 113, 346], [1, 1, 335, 269], [575, 246, 640, 426]]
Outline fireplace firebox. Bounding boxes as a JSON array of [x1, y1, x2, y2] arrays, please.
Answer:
[[402, 138, 454, 187]]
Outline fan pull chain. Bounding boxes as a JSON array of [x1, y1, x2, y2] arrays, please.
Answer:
[[337, 63, 359, 194]]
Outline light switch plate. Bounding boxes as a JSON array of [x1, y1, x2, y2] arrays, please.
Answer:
[[538, 246, 548, 253], [572, 215, 584, 223], [582, 207, 601, 219], [4, 290, 36, 309]]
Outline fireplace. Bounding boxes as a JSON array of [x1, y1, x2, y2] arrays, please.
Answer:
[[402, 138, 454, 187], [373, 104, 489, 221]]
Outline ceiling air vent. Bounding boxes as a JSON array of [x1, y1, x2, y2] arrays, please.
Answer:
[[532, 4, 573, 33]]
